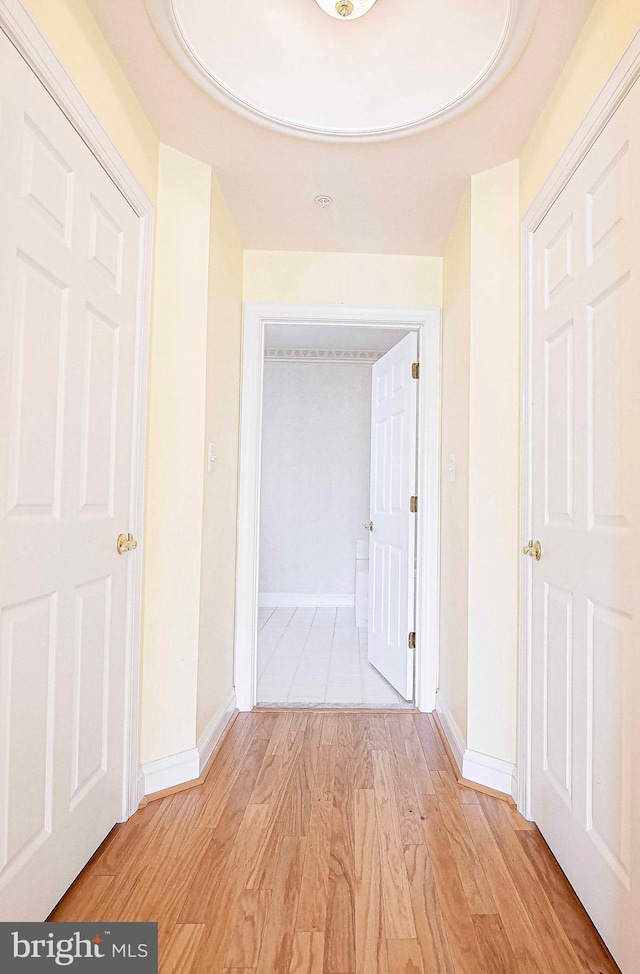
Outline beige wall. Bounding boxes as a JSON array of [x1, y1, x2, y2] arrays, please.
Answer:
[[438, 188, 471, 740], [243, 251, 442, 306], [22, 0, 158, 200], [197, 176, 244, 740], [467, 160, 520, 766], [521, 0, 640, 213], [141, 145, 211, 765]]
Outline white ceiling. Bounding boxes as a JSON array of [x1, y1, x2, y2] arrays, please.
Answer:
[[85, 0, 596, 255], [266, 323, 412, 351]]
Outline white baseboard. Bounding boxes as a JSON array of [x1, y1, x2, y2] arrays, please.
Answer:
[[141, 747, 200, 796], [136, 769, 145, 807], [462, 749, 518, 801], [197, 690, 237, 775], [141, 691, 237, 796], [435, 694, 465, 773], [259, 593, 355, 608]]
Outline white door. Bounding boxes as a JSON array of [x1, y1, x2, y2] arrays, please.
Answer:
[[530, 77, 640, 973], [0, 32, 142, 920], [367, 332, 417, 700]]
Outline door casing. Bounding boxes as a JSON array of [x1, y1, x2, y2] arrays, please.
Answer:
[[235, 302, 441, 712], [0, 0, 154, 820], [519, 28, 640, 819]]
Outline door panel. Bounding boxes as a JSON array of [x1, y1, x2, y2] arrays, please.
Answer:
[[367, 333, 417, 700], [531, 76, 640, 973], [0, 31, 141, 920]]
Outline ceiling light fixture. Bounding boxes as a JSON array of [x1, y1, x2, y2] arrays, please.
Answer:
[[315, 195, 332, 208], [314, 0, 378, 21]]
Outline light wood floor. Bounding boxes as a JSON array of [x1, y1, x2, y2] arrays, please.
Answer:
[[50, 711, 620, 974]]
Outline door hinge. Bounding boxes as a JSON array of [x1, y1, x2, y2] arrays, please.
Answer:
[[410, 495, 418, 513], [411, 362, 420, 379], [408, 632, 416, 650]]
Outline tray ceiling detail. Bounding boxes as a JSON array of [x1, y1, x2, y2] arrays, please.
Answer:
[[146, 0, 536, 141]]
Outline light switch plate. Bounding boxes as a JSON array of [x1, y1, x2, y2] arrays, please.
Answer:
[[449, 454, 456, 482], [208, 442, 218, 473]]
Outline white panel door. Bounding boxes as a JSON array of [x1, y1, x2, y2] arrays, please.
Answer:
[[0, 32, 141, 920], [530, 77, 640, 973], [367, 332, 417, 700]]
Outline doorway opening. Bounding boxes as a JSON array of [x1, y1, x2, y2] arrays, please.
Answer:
[[235, 303, 441, 713], [257, 324, 416, 707]]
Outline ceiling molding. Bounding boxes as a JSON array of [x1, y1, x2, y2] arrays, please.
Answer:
[[145, 0, 538, 143], [265, 348, 383, 363]]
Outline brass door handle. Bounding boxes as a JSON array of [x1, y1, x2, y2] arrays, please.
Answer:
[[364, 521, 374, 532], [523, 539, 542, 561], [117, 533, 138, 555]]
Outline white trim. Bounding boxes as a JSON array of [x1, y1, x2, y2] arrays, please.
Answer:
[[235, 302, 441, 713], [519, 29, 640, 821], [462, 749, 518, 802], [197, 691, 237, 775], [265, 348, 383, 364], [0, 0, 154, 823], [435, 695, 464, 773], [142, 748, 200, 796], [146, 0, 536, 143], [259, 593, 355, 608]]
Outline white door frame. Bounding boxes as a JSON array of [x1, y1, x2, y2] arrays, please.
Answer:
[[0, 0, 154, 820], [235, 302, 442, 713], [518, 29, 640, 818]]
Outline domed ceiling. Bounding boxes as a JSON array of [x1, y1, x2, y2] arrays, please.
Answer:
[[86, 0, 596, 255], [147, 0, 535, 139]]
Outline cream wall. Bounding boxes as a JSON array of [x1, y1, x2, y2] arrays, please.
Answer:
[[22, 0, 158, 200], [521, 0, 640, 213], [243, 251, 442, 307], [197, 175, 244, 741], [141, 145, 211, 765], [467, 160, 520, 766], [438, 188, 471, 740]]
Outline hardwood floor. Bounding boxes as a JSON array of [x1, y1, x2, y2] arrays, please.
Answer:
[[50, 711, 620, 974]]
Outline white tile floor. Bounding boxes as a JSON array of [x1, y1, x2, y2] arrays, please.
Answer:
[[257, 606, 413, 707]]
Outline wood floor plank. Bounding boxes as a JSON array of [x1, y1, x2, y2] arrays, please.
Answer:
[[516, 830, 621, 974], [354, 789, 388, 974], [432, 771, 496, 915], [351, 715, 374, 790], [371, 750, 416, 940], [418, 796, 487, 974], [402, 718, 435, 798], [461, 804, 551, 974], [386, 938, 424, 974], [49, 711, 619, 974], [225, 890, 272, 969], [48, 875, 114, 922], [255, 836, 307, 974], [189, 804, 271, 973], [413, 715, 449, 772], [296, 746, 336, 933], [324, 745, 356, 974], [385, 718, 424, 846], [478, 796, 585, 974], [161, 923, 206, 974], [471, 915, 519, 974], [403, 843, 456, 974], [289, 932, 324, 974]]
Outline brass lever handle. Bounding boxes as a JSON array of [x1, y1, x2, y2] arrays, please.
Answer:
[[523, 539, 542, 561], [117, 532, 138, 555], [364, 521, 374, 533]]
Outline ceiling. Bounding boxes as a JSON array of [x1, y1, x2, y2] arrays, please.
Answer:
[[85, 0, 595, 255], [266, 324, 412, 351]]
